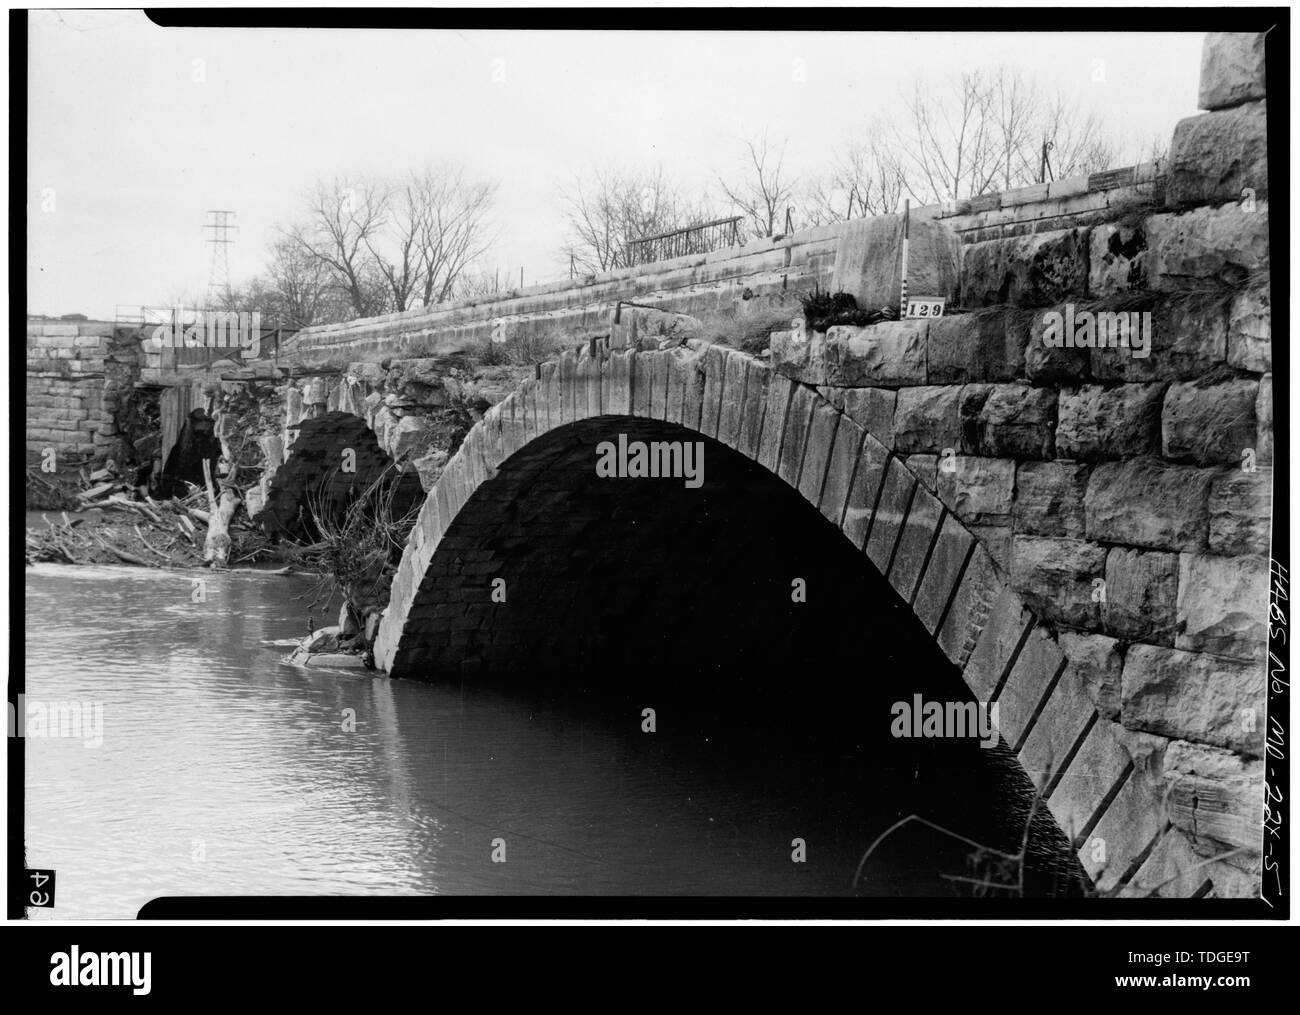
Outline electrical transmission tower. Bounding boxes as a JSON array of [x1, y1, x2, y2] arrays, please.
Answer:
[[203, 210, 238, 309]]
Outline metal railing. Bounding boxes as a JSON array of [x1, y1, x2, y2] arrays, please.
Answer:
[[623, 216, 742, 268], [112, 306, 295, 366]]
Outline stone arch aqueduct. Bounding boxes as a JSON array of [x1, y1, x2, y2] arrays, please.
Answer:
[[25, 33, 1276, 897]]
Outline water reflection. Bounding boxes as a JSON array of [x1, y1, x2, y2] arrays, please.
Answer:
[[25, 564, 1076, 917]]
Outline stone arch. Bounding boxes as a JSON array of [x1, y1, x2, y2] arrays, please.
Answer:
[[374, 340, 1176, 896], [254, 409, 424, 541]]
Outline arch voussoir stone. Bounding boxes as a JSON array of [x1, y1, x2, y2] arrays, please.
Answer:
[[374, 338, 1173, 896]]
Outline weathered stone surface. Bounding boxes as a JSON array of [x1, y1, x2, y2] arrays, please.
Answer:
[[865, 456, 915, 575], [389, 414, 436, 461], [698, 344, 727, 438], [977, 385, 1056, 459], [970, 524, 1012, 572], [777, 383, 817, 488], [1122, 644, 1264, 756], [1227, 283, 1270, 373], [835, 428, 887, 548], [304, 626, 341, 653], [1056, 383, 1165, 459], [1017, 644, 1096, 790], [305, 652, 370, 670], [1162, 378, 1257, 466], [1102, 548, 1179, 644], [619, 306, 703, 349], [818, 414, 865, 527], [1059, 630, 1122, 720], [892, 386, 963, 454], [889, 481, 945, 603], [1121, 828, 1209, 898], [961, 228, 1091, 308], [1088, 222, 1147, 297], [1208, 466, 1272, 556], [1147, 203, 1270, 290], [926, 309, 1022, 383], [912, 512, 978, 635], [903, 453, 938, 493], [937, 542, 1001, 670], [996, 624, 1066, 752], [736, 359, 771, 460], [1085, 459, 1212, 552], [1167, 100, 1268, 208], [1163, 739, 1264, 852], [1129, 822, 1260, 897], [754, 371, 792, 472], [1089, 294, 1227, 383], [1024, 307, 1090, 383], [1205, 859, 1262, 899], [1010, 535, 1106, 629], [1176, 553, 1268, 662], [936, 455, 1014, 526], [1256, 372, 1272, 464], [832, 214, 961, 309], [1013, 460, 1090, 538], [956, 384, 991, 454], [816, 386, 895, 444], [772, 322, 927, 387], [1199, 32, 1267, 111], [1082, 767, 1167, 894], [1048, 720, 1130, 845], [798, 401, 840, 506], [714, 349, 749, 448]]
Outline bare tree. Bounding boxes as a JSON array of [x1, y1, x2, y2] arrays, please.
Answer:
[[893, 72, 999, 204], [560, 166, 709, 273], [802, 130, 906, 224], [451, 267, 501, 301], [885, 69, 1126, 204], [717, 132, 798, 239], [290, 175, 390, 318], [414, 167, 498, 306], [262, 235, 338, 327], [1037, 91, 1117, 180], [987, 68, 1040, 191], [289, 167, 497, 318]]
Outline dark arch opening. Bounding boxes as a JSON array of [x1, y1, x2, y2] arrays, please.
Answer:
[[255, 410, 424, 541], [393, 416, 1084, 897]]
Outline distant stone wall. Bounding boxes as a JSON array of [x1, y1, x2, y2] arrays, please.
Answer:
[[26, 321, 141, 460]]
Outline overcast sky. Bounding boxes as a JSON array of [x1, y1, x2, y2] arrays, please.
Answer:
[[27, 11, 1205, 320]]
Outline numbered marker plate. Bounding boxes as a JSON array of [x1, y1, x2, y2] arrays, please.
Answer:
[[26, 869, 56, 908], [904, 297, 946, 319]]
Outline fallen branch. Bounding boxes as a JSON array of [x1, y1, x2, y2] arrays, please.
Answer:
[[133, 524, 173, 561], [203, 480, 242, 568], [93, 534, 152, 567], [106, 496, 164, 526]]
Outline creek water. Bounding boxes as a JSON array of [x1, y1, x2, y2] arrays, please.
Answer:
[[23, 564, 1079, 917]]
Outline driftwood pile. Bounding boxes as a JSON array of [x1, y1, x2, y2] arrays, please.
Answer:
[[25, 462, 273, 570]]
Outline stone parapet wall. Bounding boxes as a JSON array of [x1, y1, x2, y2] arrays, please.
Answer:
[[914, 161, 1167, 245], [279, 224, 844, 367]]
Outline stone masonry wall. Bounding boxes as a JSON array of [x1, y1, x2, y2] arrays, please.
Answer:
[[279, 226, 843, 369], [26, 321, 142, 460], [765, 31, 1272, 896], [375, 32, 1273, 900]]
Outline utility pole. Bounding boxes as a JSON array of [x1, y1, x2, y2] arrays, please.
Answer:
[[203, 210, 237, 310]]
